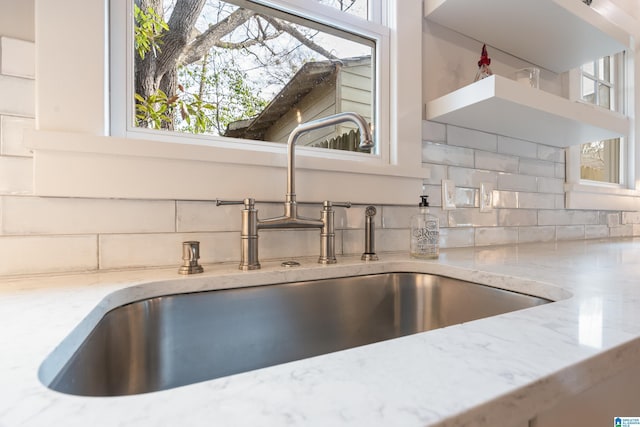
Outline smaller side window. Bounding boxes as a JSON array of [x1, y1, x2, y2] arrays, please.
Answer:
[[579, 54, 625, 185]]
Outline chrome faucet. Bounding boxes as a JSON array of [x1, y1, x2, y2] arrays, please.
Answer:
[[218, 112, 373, 271]]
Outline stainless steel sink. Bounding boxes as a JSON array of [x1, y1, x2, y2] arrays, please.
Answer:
[[44, 272, 551, 396]]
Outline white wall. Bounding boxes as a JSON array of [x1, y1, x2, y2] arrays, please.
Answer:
[[0, 0, 33, 41]]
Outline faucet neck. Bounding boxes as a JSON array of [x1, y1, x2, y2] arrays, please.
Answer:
[[285, 112, 372, 208]]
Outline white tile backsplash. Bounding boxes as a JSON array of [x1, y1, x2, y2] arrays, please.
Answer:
[[380, 205, 414, 229], [99, 232, 235, 270], [622, 212, 640, 224], [492, 191, 518, 209], [422, 163, 448, 185], [475, 151, 519, 173], [585, 225, 609, 239], [497, 173, 538, 192], [554, 195, 565, 210], [260, 228, 333, 260], [1, 115, 639, 277], [449, 208, 498, 227], [556, 225, 585, 241], [497, 136, 537, 159], [455, 187, 477, 208], [335, 205, 374, 230], [447, 125, 497, 152], [0, 234, 97, 276], [475, 227, 518, 246], [518, 226, 555, 243], [375, 228, 409, 253], [421, 120, 446, 143], [440, 227, 474, 248], [422, 141, 474, 167], [344, 228, 407, 255], [537, 145, 565, 163], [424, 185, 443, 208], [518, 192, 556, 209], [607, 213, 621, 228], [342, 229, 363, 256], [537, 177, 565, 194], [498, 209, 537, 227], [538, 210, 599, 226], [519, 158, 556, 178], [177, 201, 242, 232], [610, 224, 634, 237], [448, 166, 497, 188], [1, 197, 176, 235]]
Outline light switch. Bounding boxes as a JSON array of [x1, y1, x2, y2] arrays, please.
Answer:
[[480, 182, 494, 212], [442, 179, 456, 210]]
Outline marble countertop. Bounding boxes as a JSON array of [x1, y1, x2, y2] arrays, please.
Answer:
[[2, 238, 640, 426]]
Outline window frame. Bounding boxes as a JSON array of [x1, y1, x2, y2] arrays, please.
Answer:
[[578, 52, 625, 187], [565, 48, 640, 210], [30, 0, 427, 204], [580, 55, 617, 111]]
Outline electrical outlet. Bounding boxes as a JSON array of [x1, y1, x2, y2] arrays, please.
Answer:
[[442, 179, 456, 210], [480, 182, 494, 212]]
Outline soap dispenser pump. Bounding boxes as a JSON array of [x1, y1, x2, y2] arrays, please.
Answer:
[[410, 195, 439, 259]]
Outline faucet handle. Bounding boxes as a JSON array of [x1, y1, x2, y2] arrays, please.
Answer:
[[215, 199, 245, 206], [216, 198, 257, 209], [324, 201, 352, 209]]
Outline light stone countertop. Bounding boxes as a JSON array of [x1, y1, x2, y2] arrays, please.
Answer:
[[1, 238, 640, 426]]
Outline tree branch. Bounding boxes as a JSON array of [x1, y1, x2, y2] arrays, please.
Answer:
[[257, 14, 339, 61], [180, 8, 256, 66]]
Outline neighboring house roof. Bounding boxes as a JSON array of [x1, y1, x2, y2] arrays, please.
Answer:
[[224, 56, 371, 140]]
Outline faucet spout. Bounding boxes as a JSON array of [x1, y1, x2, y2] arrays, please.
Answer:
[[285, 112, 373, 213]]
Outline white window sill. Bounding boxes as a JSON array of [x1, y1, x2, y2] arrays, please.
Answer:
[[27, 130, 429, 204], [565, 182, 640, 210]]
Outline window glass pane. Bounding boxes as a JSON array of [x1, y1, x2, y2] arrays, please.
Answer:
[[580, 139, 620, 184], [582, 76, 595, 103], [133, 0, 375, 154], [599, 56, 612, 83], [598, 83, 610, 109], [610, 86, 616, 112], [314, 0, 369, 20], [582, 61, 595, 76], [598, 57, 605, 80]]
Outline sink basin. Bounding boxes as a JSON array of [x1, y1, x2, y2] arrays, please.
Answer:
[[43, 272, 551, 396]]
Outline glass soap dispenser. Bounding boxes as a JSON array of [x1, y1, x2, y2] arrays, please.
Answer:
[[410, 195, 439, 259]]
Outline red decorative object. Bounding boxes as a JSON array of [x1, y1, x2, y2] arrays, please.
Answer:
[[474, 44, 493, 82]]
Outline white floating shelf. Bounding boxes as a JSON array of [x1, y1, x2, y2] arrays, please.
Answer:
[[424, 0, 629, 73], [426, 75, 628, 147]]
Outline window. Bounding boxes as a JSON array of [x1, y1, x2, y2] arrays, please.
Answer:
[[565, 47, 637, 211], [129, 0, 382, 154], [578, 54, 624, 185], [581, 56, 617, 111], [32, 0, 426, 203]]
